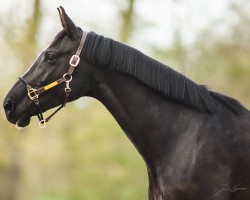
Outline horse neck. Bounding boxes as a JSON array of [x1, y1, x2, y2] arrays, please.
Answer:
[[87, 63, 201, 167]]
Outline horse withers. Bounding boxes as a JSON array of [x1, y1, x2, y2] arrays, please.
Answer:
[[3, 6, 250, 200]]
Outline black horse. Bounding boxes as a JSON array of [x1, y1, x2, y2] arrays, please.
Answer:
[[3, 7, 250, 200]]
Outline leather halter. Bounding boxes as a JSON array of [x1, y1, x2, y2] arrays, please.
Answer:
[[19, 31, 87, 128]]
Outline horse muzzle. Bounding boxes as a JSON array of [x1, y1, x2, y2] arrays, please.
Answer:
[[3, 97, 31, 128]]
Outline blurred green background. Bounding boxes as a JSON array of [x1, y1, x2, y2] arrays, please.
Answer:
[[0, 0, 249, 200]]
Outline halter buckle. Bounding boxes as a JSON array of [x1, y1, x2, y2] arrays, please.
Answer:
[[28, 88, 39, 101], [69, 55, 80, 67]]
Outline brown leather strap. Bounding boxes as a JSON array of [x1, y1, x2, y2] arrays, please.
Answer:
[[76, 31, 87, 56], [67, 31, 87, 75]]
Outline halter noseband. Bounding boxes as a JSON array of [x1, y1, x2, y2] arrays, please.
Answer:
[[19, 31, 87, 128]]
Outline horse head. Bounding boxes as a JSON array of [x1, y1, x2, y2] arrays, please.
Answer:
[[3, 7, 90, 128]]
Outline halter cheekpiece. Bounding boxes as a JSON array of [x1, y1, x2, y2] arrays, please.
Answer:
[[19, 31, 87, 128]]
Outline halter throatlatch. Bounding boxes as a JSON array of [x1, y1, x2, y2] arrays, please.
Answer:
[[19, 31, 87, 128]]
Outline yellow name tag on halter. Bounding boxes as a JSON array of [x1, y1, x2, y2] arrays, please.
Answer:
[[44, 81, 58, 91]]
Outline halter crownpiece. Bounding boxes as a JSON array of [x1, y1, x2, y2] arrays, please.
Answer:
[[19, 31, 88, 128]]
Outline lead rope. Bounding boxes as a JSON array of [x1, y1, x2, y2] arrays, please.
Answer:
[[19, 31, 87, 128]]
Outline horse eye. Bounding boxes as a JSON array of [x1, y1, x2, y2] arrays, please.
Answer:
[[44, 50, 58, 63]]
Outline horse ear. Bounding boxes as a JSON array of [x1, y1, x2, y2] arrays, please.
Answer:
[[57, 6, 78, 39]]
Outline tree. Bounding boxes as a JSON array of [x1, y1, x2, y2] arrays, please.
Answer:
[[119, 0, 136, 43], [0, 1, 42, 200]]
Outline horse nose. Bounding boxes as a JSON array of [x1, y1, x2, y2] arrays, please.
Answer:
[[3, 99, 14, 114]]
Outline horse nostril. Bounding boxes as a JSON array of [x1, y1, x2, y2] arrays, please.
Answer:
[[4, 100, 14, 113]]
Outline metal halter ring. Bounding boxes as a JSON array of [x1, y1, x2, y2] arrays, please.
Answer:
[[39, 120, 47, 128], [63, 73, 72, 82]]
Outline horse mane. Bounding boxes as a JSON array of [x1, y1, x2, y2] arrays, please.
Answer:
[[84, 32, 246, 114]]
